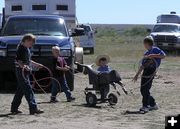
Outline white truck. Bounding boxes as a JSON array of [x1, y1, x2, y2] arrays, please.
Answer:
[[151, 12, 180, 52], [0, 0, 85, 91], [79, 24, 96, 54]]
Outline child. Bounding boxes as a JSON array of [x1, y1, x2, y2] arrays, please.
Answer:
[[50, 46, 75, 103], [95, 55, 111, 101], [133, 36, 166, 114], [11, 34, 44, 115]]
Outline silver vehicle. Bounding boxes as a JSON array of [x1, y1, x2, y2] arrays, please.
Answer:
[[157, 12, 180, 24], [151, 23, 180, 50], [79, 24, 96, 54]]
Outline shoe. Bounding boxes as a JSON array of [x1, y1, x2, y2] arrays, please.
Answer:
[[67, 97, 76, 102], [30, 109, 44, 115], [148, 104, 159, 111], [11, 110, 23, 115], [50, 99, 59, 103], [139, 107, 149, 114]]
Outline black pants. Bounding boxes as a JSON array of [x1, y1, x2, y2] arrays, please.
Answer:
[[99, 85, 110, 100], [141, 67, 156, 107]]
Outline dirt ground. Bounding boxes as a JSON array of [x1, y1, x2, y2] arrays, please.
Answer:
[[0, 55, 180, 129]]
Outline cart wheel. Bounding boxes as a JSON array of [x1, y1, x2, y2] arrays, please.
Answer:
[[86, 92, 97, 107], [108, 93, 118, 105]]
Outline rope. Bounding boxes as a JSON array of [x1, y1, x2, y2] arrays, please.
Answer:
[[22, 65, 61, 95], [126, 57, 159, 95]]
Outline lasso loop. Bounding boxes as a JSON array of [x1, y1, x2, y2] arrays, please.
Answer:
[[128, 57, 159, 95], [22, 65, 61, 95]]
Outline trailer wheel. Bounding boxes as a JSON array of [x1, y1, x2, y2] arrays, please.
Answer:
[[108, 93, 118, 106], [86, 92, 97, 107]]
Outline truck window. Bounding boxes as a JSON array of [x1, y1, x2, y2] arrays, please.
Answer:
[[56, 5, 68, 11], [2, 18, 67, 36], [32, 5, 46, 10], [11, 5, 22, 11], [152, 25, 180, 33]]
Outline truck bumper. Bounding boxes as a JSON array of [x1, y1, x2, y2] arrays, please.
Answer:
[[156, 43, 180, 50], [0, 56, 75, 91]]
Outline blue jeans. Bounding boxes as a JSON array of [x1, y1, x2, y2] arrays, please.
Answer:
[[51, 77, 71, 99], [11, 68, 37, 112], [141, 67, 156, 107]]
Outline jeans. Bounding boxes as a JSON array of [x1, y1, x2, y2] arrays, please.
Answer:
[[51, 77, 71, 99], [140, 67, 156, 107], [11, 68, 37, 112], [99, 85, 110, 100]]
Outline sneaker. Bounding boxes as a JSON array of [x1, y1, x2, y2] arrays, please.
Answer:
[[148, 104, 159, 111], [67, 97, 76, 102], [50, 98, 59, 103], [30, 109, 44, 115], [11, 110, 23, 115], [139, 107, 149, 114]]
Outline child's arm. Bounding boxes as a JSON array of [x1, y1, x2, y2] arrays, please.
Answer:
[[65, 65, 70, 70], [56, 66, 69, 72], [16, 60, 31, 71], [145, 53, 166, 59], [133, 65, 144, 82], [31, 60, 44, 69]]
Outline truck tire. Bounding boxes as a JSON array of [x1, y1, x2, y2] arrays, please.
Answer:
[[0, 72, 5, 91], [1, 71, 17, 92], [66, 70, 74, 91], [77, 57, 83, 73], [89, 48, 94, 54], [75, 47, 84, 73]]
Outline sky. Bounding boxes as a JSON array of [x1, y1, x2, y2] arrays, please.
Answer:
[[0, 0, 180, 24]]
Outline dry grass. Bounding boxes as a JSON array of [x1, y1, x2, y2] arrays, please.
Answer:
[[0, 33, 180, 129]]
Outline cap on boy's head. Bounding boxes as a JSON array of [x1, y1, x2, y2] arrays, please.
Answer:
[[21, 33, 36, 44], [144, 36, 154, 46], [95, 55, 110, 66]]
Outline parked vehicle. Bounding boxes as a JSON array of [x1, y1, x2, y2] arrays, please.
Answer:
[[150, 12, 180, 52], [79, 24, 96, 54], [151, 23, 180, 51], [0, 0, 84, 92], [157, 12, 180, 24], [3, 0, 76, 29]]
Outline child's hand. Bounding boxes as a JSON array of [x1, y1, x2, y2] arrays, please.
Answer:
[[24, 65, 31, 71], [133, 75, 138, 82], [38, 64, 44, 69], [65, 65, 70, 70], [62, 67, 69, 72]]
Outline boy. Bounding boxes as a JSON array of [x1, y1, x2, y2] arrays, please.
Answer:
[[133, 36, 166, 114], [11, 34, 44, 115], [50, 46, 75, 103], [95, 55, 111, 101]]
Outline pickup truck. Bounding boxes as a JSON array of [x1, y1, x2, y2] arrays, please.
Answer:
[[79, 24, 96, 54], [0, 15, 84, 91], [151, 23, 180, 51]]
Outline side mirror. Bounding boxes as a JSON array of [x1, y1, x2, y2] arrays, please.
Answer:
[[71, 28, 85, 37], [147, 29, 152, 33]]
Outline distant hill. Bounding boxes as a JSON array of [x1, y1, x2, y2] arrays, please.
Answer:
[[90, 24, 154, 31]]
